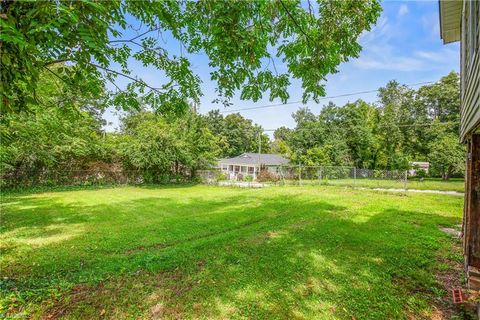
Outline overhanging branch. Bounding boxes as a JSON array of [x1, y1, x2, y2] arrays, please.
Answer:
[[109, 26, 162, 44], [88, 62, 163, 93], [278, 0, 313, 44]]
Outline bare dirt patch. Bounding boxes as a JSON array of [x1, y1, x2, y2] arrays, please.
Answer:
[[440, 227, 461, 238], [433, 238, 469, 319]]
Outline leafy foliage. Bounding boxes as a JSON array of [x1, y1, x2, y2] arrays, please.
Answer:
[[1, 0, 381, 113], [275, 72, 464, 178], [0, 66, 108, 186], [201, 110, 270, 157], [0, 67, 220, 187], [0, 107, 104, 176], [428, 133, 465, 180], [120, 111, 220, 181]]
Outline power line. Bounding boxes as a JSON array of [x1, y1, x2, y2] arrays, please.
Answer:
[[219, 80, 437, 114], [261, 121, 456, 132]]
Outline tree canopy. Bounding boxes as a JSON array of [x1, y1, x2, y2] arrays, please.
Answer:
[[1, 0, 381, 113], [273, 72, 464, 178], [0, 71, 465, 188], [201, 110, 270, 158]]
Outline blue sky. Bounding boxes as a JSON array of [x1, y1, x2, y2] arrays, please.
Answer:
[[103, 0, 460, 133]]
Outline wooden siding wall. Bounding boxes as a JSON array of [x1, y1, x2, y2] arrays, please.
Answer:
[[460, 0, 480, 141], [464, 135, 480, 290]]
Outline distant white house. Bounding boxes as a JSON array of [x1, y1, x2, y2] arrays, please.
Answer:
[[409, 161, 430, 176], [218, 153, 289, 180]]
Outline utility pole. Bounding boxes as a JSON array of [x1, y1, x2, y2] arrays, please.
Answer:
[[257, 131, 261, 179], [258, 131, 261, 156]]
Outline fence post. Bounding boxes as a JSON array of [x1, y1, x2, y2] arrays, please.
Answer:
[[298, 163, 302, 186], [353, 167, 356, 189], [404, 170, 408, 192]]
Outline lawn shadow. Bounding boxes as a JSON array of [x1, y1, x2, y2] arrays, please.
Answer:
[[176, 207, 461, 319]]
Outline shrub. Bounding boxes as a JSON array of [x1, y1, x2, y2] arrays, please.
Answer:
[[215, 171, 228, 181], [257, 170, 280, 182], [416, 169, 427, 179]]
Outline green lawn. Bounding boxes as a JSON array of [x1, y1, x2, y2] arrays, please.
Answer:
[[283, 178, 465, 192], [1, 185, 464, 319]]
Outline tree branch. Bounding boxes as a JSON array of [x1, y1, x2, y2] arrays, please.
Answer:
[[109, 26, 162, 44], [88, 62, 163, 93], [278, 0, 313, 44], [44, 59, 71, 66], [106, 76, 122, 92], [307, 0, 314, 19], [43, 66, 69, 86]]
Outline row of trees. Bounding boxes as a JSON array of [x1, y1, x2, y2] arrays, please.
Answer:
[[0, 70, 464, 187], [1, 0, 384, 187], [269, 72, 464, 179], [1, 107, 221, 187], [0, 68, 220, 187]]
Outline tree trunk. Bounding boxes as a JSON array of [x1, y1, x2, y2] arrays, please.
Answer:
[[442, 170, 449, 180]]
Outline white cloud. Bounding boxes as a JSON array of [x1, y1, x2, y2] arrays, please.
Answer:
[[414, 48, 459, 63], [359, 17, 391, 46], [353, 56, 425, 72], [353, 46, 459, 72], [351, 4, 459, 73], [421, 13, 440, 39], [398, 4, 409, 17]]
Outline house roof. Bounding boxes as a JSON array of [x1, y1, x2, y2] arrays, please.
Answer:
[[218, 153, 289, 166], [439, 0, 462, 44]]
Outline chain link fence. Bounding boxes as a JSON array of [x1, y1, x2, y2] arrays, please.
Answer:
[[2, 166, 412, 191], [1, 169, 197, 190], [197, 165, 409, 190]]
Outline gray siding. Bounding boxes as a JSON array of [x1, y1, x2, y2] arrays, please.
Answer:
[[460, 0, 480, 141]]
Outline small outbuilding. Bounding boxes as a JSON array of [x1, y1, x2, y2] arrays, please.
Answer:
[[409, 161, 430, 176], [218, 153, 289, 180]]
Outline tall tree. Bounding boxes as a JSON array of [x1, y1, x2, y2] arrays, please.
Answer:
[[0, 66, 107, 182], [428, 132, 464, 180], [334, 100, 379, 168], [120, 111, 219, 181], [416, 72, 460, 127], [202, 111, 269, 157], [377, 81, 415, 169]]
